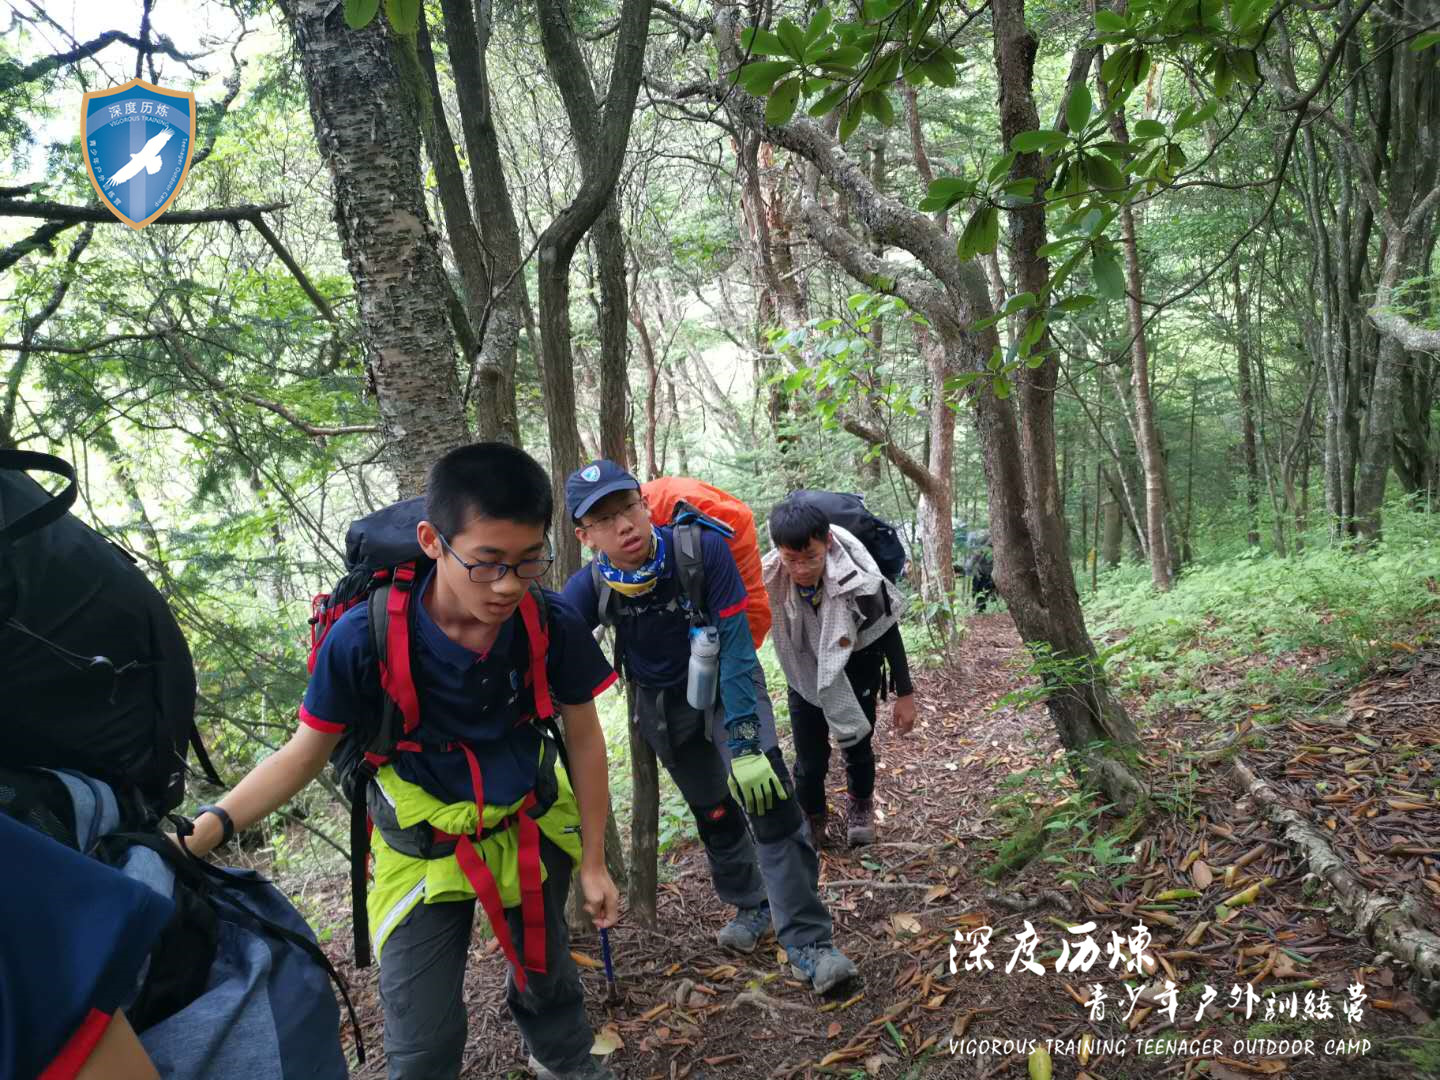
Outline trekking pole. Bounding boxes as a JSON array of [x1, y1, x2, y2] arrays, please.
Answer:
[[600, 926, 618, 1001]]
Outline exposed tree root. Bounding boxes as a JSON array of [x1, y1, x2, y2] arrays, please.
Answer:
[[1232, 760, 1440, 985]]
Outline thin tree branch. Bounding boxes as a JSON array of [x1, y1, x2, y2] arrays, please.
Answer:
[[247, 214, 337, 322], [0, 199, 286, 223]]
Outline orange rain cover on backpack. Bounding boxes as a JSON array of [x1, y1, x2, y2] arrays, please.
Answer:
[[641, 477, 772, 649]]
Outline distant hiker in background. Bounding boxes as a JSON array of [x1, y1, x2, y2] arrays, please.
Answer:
[[764, 496, 917, 848], [181, 443, 622, 1080], [563, 460, 861, 996]]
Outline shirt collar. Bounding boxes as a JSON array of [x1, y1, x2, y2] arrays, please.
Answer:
[[414, 568, 513, 670]]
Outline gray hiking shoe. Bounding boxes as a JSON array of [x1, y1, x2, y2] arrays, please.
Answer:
[[716, 901, 773, 953], [846, 797, 876, 846], [788, 942, 860, 995], [528, 1055, 618, 1080]]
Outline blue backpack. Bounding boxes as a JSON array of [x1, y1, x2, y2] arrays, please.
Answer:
[[0, 765, 359, 1077]]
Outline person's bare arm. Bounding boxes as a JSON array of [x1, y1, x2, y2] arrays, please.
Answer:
[[559, 699, 619, 927], [74, 1010, 157, 1080], [185, 724, 342, 857]]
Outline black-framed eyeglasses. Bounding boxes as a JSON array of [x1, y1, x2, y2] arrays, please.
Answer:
[[438, 534, 554, 583]]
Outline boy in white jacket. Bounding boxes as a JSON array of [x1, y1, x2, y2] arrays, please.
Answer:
[[763, 497, 917, 847]]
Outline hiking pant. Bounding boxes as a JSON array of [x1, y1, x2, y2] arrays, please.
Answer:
[[631, 664, 832, 952], [379, 835, 593, 1080], [788, 648, 883, 815]]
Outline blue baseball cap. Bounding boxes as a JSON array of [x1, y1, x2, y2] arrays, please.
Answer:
[[566, 460, 640, 521]]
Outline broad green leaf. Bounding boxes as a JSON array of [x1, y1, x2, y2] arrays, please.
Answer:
[[920, 57, 956, 86], [1003, 291, 1038, 315], [993, 374, 1012, 399], [345, 0, 380, 29], [1012, 129, 1068, 154], [776, 18, 808, 58], [808, 84, 849, 117], [1084, 154, 1127, 193], [806, 6, 833, 43], [740, 27, 791, 56], [1212, 51, 1235, 97], [1002, 178, 1038, 196], [1094, 10, 1127, 32], [1066, 84, 1093, 133], [988, 151, 1017, 183], [958, 205, 1000, 260], [1411, 31, 1440, 52], [821, 45, 867, 67], [972, 311, 1004, 331], [766, 77, 802, 126], [838, 98, 863, 143], [1036, 237, 1084, 258], [863, 89, 895, 126], [1101, 44, 1132, 86], [1020, 312, 1048, 349], [1133, 118, 1166, 140], [740, 60, 796, 95], [1053, 294, 1097, 313], [1231, 0, 1269, 31], [1232, 49, 1261, 86], [384, 0, 419, 34], [861, 48, 903, 90], [1092, 251, 1126, 300], [926, 176, 976, 201]]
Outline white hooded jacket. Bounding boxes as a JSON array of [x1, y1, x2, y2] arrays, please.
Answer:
[[762, 525, 907, 748]]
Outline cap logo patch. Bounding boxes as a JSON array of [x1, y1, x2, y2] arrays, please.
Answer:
[[581, 465, 601, 482]]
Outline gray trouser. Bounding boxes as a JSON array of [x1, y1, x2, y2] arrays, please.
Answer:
[[632, 664, 832, 952], [379, 835, 593, 1080]]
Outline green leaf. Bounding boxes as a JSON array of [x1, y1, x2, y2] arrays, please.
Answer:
[[1053, 294, 1097, 314], [992, 374, 1012, 399], [1232, 49, 1260, 86], [1133, 118, 1166, 140], [776, 17, 808, 58], [344, 0, 380, 29], [740, 27, 791, 56], [384, 0, 419, 33], [739, 60, 796, 95], [1092, 251, 1126, 300], [838, 98, 863, 143], [862, 48, 903, 90], [1084, 154, 1127, 193], [1002, 178, 1038, 197], [924, 176, 976, 201], [1411, 31, 1440, 52], [808, 83, 849, 117], [863, 89, 895, 126], [1094, 10, 1127, 32], [1066, 84, 1093, 133], [1101, 45, 1132, 87], [1020, 312, 1048, 349], [821, 45, 867, 67], [958, 205, 999, 260], [1036, 236, 1084, 258], [920, 57, 956, 86], [988, 152, 1017, 183], [1003, 291, 1038, 315], [1012, 129, 1069, 154], [1212, 51, 1235, 97], [806, 6, 833, 43], [766, 78, 802, 125]]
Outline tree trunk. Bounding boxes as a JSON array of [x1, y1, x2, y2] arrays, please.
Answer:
[[1233, 260, 1262, 548], [596, 199, 630, 465], [534, 0, 651, 576], [439, 0, 524, 445], [626, 685, 660, 928], [282, 0, 468, 495]]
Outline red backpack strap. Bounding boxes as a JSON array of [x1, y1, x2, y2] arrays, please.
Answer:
[[377, 562, 421, 734], [519, 586, 553, 720]]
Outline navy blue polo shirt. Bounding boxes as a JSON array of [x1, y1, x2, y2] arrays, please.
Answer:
[[563, 525, 749, 689], [1, 811, 173, 1080], [301, 577, 616, 806]]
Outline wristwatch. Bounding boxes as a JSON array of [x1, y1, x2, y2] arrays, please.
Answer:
[[195, 804, 235, 846]]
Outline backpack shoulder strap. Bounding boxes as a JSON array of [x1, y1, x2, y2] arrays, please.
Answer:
[[518, 585, 553, 720], [0, 449, 77, 548], [591, 560, 614, 629], [673, 522, 709, 625]]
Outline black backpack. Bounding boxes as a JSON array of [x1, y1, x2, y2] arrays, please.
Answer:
[[307, 495, 558, 967], [787, 489, 908, 583], [0, 450, 220, 816]]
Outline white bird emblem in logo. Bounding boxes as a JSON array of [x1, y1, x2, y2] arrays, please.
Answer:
[[104, 128, 174, 189]]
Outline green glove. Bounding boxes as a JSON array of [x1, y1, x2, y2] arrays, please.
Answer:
[[727, 751, 788, 816]]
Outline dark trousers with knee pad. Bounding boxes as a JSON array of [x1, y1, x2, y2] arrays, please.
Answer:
[[631, 665, 832, 953], [378, 835, 594, 1080]]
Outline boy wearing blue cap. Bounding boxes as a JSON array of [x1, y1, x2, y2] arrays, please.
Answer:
[[562, 460, 859, 995]]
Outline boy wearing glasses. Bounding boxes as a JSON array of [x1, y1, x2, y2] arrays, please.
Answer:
[[562, 461, 859, 995], [181, 444, 622, 1080], [763, 496, 916, 849]]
